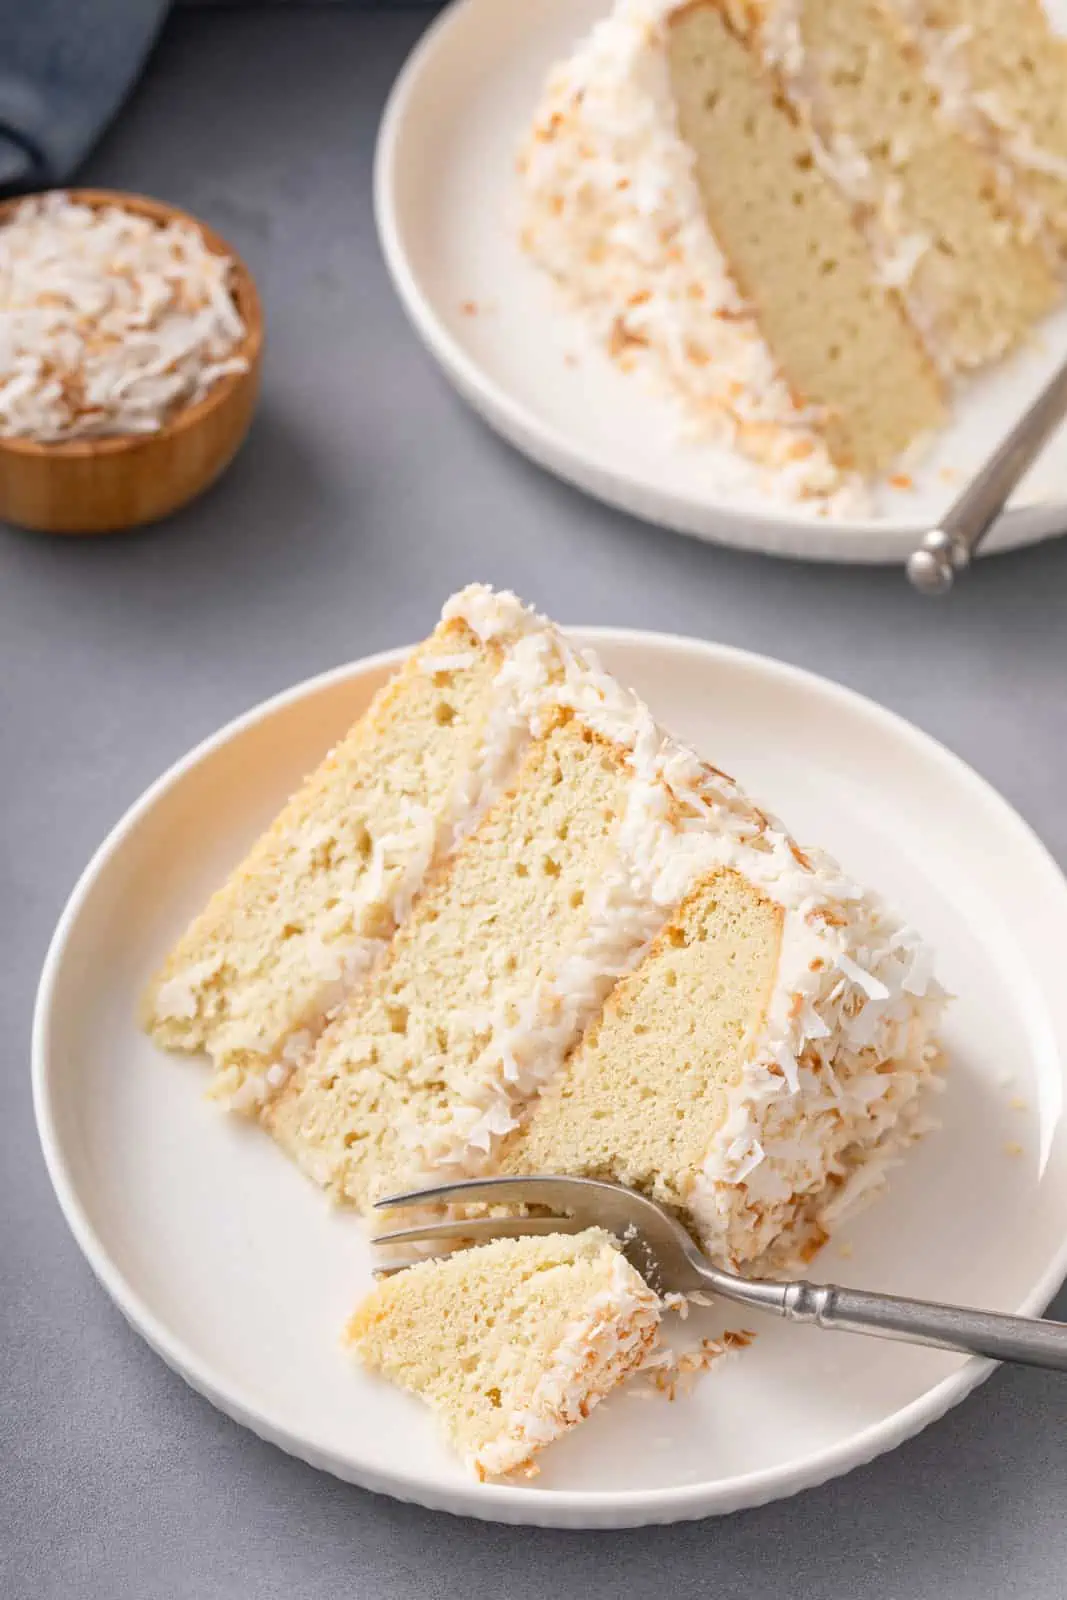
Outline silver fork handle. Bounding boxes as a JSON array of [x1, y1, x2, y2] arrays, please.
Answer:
[[907, 349, 1067, 594], [778, 1280, 1067, 1371]]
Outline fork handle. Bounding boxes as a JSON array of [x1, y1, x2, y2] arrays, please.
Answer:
[[778, 1280, 1067, 1371], [906, 348, 1067, 594]]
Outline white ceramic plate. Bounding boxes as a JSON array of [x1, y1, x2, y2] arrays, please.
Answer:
[[375, 0, 1067, 564], [34, 630, 1067, 1527]]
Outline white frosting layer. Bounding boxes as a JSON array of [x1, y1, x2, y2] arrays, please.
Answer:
[[517, 0, 867, 514], [474, 1248, 661, 1477], [418, 588, 946, 1268]]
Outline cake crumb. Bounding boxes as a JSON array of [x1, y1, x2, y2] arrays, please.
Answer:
[[799, 1225, 829, 1263], [640, 1327, 756, 1401], [838, 1240, 854, 1260], [1004, 1141, 1024, 1157], [460, 300, 479, 316], [662, 1291, 690, 1319], [1009, 1096, 1028, 1112], [608, 314, 650, 359], [888, 472, 914, 490]]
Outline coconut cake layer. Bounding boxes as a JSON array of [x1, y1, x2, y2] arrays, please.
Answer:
[[502, 868, 788, 1263], [347, 1228, 661, 1479]]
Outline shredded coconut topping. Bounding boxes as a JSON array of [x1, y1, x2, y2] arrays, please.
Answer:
[[475, 1249, 661, 1477], [0, 192, 249, 441]]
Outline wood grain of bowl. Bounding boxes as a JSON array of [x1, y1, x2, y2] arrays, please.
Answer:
[[0, 190, 263, 535]]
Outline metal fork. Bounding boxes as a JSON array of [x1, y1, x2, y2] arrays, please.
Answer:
[[374, 1175, 1067, 1373]]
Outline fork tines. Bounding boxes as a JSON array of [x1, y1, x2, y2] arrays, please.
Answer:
[[371, 1176, 592, 1278], [373, 1176, 595, 1213]]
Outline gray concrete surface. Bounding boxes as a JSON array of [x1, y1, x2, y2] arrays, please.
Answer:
[[3, 9, 1067, 1598]]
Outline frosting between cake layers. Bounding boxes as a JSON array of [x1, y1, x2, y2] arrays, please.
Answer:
[[517, 0, 868, 514], [887, 4, 1067, 219], [404, 587, 946, 1267], [474, 1247, 661, 1477]]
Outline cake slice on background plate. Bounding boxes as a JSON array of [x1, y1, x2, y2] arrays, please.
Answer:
[[518, 0, 1065, 510], [347, 1229, 661, 1480]]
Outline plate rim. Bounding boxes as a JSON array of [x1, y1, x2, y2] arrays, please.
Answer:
[[32, 627, 1067, 1527], [373, 0, 1067, 566]]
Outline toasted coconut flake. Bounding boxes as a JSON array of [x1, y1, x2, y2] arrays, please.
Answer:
[[0, 192, 248, 441]]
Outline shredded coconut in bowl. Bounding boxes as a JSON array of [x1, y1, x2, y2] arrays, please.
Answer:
[[0, 192, 250, 443]]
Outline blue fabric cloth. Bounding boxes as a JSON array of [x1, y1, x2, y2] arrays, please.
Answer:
[[0, 0, 170, 190]]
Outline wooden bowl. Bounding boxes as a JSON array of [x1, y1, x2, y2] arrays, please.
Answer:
[[0, 190, 263, 535]]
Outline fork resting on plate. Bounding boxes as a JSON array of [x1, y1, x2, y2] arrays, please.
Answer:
[[375, 1175, 1067, 1374]]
